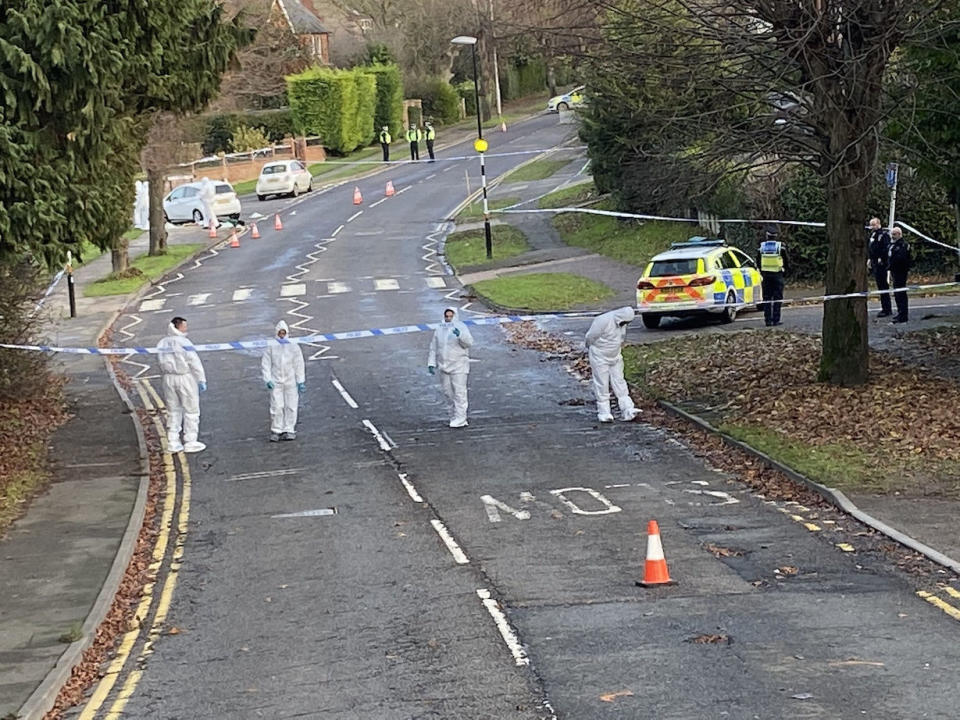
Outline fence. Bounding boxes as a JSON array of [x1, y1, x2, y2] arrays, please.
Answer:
[[167, 137, 327, 189]]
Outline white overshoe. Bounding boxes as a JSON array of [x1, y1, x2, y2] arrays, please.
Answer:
[[167, 441, 184, 453], [183, 441, 206, 453], [449, 418, 469, 428], [598, 414, 614, 423], [622, 409, 640, 422]]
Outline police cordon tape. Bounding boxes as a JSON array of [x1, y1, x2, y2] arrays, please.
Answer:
[[30, 268, 66, 318], [314, 146, 587, 166], [4, 282, 960, 357]]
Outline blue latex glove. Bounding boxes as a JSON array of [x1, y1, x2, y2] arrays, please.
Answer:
[[198, 381, 207, 393], [266, 381, 274, 390], [452, 328, 460, 337], [428, 366, 436, 375], [297, 382, 306, 394]]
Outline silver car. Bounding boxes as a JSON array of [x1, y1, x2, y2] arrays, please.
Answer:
[[163, 181, 242, 225]]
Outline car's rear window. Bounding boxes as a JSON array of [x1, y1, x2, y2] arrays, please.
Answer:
[[649, 258, 700, 276], [262, 165, 286, 175], [215, 184, 233, 194]]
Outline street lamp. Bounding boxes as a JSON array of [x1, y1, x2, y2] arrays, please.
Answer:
[[452, 35, 493, 260]]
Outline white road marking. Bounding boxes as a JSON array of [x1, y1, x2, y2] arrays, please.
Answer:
[[481, 494, 531, 523], [684, 489, 740, 506], [549, 487, 622, 515], [355, 230, 384, 236], [328, 281, 351, 294], [348, 210, 363, 223], [511, 184, 529, 191], [426, 276, 446, 288], [272, 508, 336, 518], [397, 186, 411, 195], [332, 224, 345, 237], [477, 589, 529, 666], [398, 472, 423, 503], [425, 173, 437, 180], [370, 198, 388, 208], [442, 165, 455, 172], [431, 519, 469, 564], [331, 379, 358, 408], [139, 299, 166, 311], [187, 293, 210, 306], [374, 278, 400, 291], [232, 288, 253, 302], [280, 283, 306, 297], [362, 419, 395, 451], [226, 468, 302, 482], [604, 483, 631, 489]]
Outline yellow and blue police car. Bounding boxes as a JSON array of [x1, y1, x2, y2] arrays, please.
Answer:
[[635, 237, 763, 328]]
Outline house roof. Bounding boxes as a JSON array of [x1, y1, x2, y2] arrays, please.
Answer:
[[275, 0, 329, 35]]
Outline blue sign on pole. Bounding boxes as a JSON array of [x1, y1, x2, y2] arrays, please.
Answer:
[[886, 163, 899, 189]]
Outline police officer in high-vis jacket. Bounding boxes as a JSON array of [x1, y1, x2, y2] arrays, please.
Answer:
[[424, 121, 437, 161], [406, 124, 422, 161], [379, 125, 391, 162], [757, 228, 788, 327]]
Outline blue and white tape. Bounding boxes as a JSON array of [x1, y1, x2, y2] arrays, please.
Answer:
[[30, 269, 66, 318]]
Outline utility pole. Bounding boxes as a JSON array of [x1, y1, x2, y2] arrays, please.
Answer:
[[489, 0, 504, 126]]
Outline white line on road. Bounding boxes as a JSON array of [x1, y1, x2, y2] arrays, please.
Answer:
[[232, 288, 253, 302], [362, 419, 394, 451], [426, 276, 446, 289], [331, 379, 359, 408], [272, 508, 337, 518], [397, 186, 411, 195], [280, 283, 306, 297], [226, 468, 303, 482], [374, 278, 400, 291], [477, 589, 529, 666], [425, 173, 437, 180], [187, 293, 210, 306], [332, 224, 345, 237], [327, 281, 351, 294], [431, 519, 469, 564], [370, 198, 388, 208], [139, 299, 166, 312], [397, 472, 423, 503], [348, 210, 363, 223]]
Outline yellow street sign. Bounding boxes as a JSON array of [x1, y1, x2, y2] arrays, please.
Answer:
[[474, 138, 488, 153]]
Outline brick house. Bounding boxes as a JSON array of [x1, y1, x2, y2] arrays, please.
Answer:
[[272, 0, 331, 64]]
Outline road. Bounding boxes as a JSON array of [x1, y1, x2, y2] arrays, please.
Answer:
[[71, 114, 960, 719]]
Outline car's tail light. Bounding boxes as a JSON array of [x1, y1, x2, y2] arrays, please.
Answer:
[[637, 280, 656, 290], [688, 275, 715, 287]]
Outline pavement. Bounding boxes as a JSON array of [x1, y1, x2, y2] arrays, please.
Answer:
[[2, 111, 960, 719]]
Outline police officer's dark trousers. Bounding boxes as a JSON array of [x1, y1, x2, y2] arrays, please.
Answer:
[[761, 271, 784, 325], [426, 139, 435, 161], [409, 142, 419, 160], [891, 269, 909, 320], [874, 266, 891, 314], [381, 143, 389, 162]]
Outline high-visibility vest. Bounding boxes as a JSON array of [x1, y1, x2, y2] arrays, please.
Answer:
[[425, 126, 436, 141], [379, 130, 391, 144], [759, 240, 784, 272], [406, 128, 421, 142]]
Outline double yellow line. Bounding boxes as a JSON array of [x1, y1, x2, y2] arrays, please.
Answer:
[[917, 585, 960, 622], [78, 378, 192, 719]]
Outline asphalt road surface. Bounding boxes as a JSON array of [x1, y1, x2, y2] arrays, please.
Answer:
[[73, 114, 960, 719]]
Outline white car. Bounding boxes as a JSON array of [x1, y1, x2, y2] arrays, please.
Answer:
[[547, 85, 586, 113], [256, 160, 313, 201], [163, 181, 241, 225]]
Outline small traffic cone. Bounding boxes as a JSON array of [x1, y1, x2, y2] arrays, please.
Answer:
[[207, 219, 217, 238], [636, 520, 676, 587], [229, 230, 240, 248], [385, 180, 395, 197], [274, 214, 283, 231], [353, 186, 363, 205], [500, 121, 507, 132], [251, 222, 260, 239]]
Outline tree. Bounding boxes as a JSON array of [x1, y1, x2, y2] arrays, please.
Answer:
[[563, 0, 951, 386]]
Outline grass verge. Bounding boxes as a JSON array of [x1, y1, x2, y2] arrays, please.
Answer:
[[621, 332, 960, 498], [538, 182, 599, 209], [507, 158, 571, 183], [553, 206, 694, 266], [473, 272, 615, 312], [84, 243, 204, 297], [456, 196, 521, 222], [445, 225, 529, 270]]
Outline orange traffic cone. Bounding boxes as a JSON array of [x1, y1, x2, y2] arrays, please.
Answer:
[[385, 180, 395, 197], [207, 219, 217, 238], [251, 222, 260, 239], [229, 230, 240, 248], [353, 186, 363, 205], [274, 214, 283, 231], [636, 520, 676, 587]]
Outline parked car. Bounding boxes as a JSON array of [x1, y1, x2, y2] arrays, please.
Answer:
[[635, 238, 762, 328], [547, 85, 586, 113], [162, 180, 241, 225], [256, 160, 313, 201]]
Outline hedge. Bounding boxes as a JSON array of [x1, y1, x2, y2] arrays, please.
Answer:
[[409, 78, 461, 125], [288, 67, 377, 154], [364, 63, 404, 138], [500, 58, 547, 101], [199, 109, 294, 154]]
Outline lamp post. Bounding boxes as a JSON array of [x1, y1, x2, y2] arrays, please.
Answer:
[[452, 35, 493, 260]]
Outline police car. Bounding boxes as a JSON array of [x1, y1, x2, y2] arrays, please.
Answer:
[[547, 86, 586, 113], [635, 238, 763, 328]]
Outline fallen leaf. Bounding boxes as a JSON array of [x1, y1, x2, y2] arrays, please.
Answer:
[[599, 690, 634, 703]]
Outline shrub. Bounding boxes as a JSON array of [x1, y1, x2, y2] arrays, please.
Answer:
[[0, 260, 47, 400], [365, 64, 404, 138], [456, 81, 478, 116], [289, 68, 359, 153], [200, 109, 294, 154], [230, 125, 271, 152], [353, 72, 377, 147], [409, 78, 461, 125]]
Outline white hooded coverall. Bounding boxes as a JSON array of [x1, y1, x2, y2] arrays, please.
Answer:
[[585, 307, 638, 421], [157, 323, 207, 448], [427, 311, 474, 425], [261, 320, 305, 434]]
